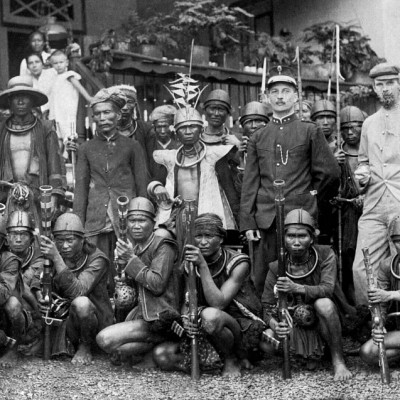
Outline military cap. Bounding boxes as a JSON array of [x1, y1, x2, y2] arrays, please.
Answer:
[[267, 65, 297, 88], [369, 63, 400, 80]]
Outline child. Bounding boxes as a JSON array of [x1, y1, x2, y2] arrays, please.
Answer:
[[48, 50, 92, 147]]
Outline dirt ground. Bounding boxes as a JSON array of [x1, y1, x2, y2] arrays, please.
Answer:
[[0, 350, 399, 400]]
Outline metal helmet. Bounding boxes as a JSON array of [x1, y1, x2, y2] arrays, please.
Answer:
[[284, 209, 316, 233], [203, 89, 231, 113], [127, 197, 155, 220], [6, 211, 35, 233], [340, 106, 366, 126], [174, 107, 203, 130], [310, 100, 336, 120], [239, 101, 270, 125], [53, 212, 85, 237]]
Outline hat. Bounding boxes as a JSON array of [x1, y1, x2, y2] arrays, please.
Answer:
[[174, 107, 203, 130], [109, 84, 137, 101], [128, 197, 155, 220], [369, 63, 400, 80], [149, 105, 177, 123], [53, 213, 84, 237], [239, 101, 270, 125], [340, 106, 366, 126], [203, 89, 231, 113], [310, 100, 336, 120], [0, 76, 48, 109], [6, 211, 35, 233], [267, 65, 297, 88], [90, 88, 126, 110], [284, 209, 319, 235]]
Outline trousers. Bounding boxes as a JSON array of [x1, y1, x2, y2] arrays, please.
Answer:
[[352, 189, 400, 305]]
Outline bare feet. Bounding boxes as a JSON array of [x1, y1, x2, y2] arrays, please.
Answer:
[[131, 351, 156, 371], [71, 343, 93, 366], [0, 347, 18, 368], [222, 357, 241, 377], [240, 358, 254, 370], [333, 362, 352, 381]]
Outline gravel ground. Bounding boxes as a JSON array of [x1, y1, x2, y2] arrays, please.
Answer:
[[0, 352, 399, 400]]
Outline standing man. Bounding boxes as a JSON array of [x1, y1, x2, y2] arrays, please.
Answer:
[[240, 66, 340, 297], [352, 63, 400, 305], [74, 88, 149, 265]]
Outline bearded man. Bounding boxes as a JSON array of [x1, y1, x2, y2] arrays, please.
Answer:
[[352, 63, 400, 305]]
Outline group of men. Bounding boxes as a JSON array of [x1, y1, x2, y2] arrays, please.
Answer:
[[0, 60, 399, 383]]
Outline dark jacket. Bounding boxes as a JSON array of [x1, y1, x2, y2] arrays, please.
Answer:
[[125, 235, 179, 321], [74, 132, 150, 235], [240, 114, 340, 232]]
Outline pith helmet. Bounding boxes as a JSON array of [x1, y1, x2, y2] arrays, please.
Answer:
[[174, 107, 203, 130], [203, 89, 231, 112], [239, 101, 270, 125], [310, 100, 336, 120], [128, 197, 155, 220], [284, 209, 317, 234], [6, 211, 35, 233], [340, 106, 366, 125], [53, 213, 84, 237]]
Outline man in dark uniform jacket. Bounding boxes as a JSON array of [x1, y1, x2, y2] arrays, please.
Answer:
[[240, 66, 340, 297]]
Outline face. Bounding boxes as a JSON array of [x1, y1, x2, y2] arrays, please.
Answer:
[[51, 54, 69, 74], [9, 94, 34, 117], [285, 226, 313, 259], [120, 93, 136, 123], [341, 123, 362, 146], [205, 105, 229, 128], [268, 83, 298, 116], [30, 33, 45, 53], [294, 103, 311, 121], [27, 55, 44, 77], [54, 234, 84, 260], [92, 102, 121, 134], [7, 230, 32, 255], [127, 214, 154, 242], [154, 119, 172, 143], [314, 114, 336, 138], [194, 229, 223, 258], [242, 118, 267, 136], [374, 78, 400, 109], [176, 124, 202, 146]]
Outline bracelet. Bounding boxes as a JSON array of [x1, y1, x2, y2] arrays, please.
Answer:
[[147, 181, 163, 197]]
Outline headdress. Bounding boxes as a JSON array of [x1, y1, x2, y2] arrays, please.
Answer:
[[194, 213, 226, 238], [90, 88, 126, 109]]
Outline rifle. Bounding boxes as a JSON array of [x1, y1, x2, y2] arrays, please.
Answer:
[[113, 196, 137, 322], [362, 247, 390, 384], [274, 179, 292, 380], [183, 200, 200, 380]]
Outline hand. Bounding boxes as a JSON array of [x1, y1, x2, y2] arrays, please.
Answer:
[[354, 195, 364, 209], [276, 276, 298, 294], [354, 165, 371, 187], [239, 136, 249, 153], [65, 138, 78, 152], [246, 229, 261, 241], [153, 185, 171, 203], [275, 321, 291, 339], [35, 291, 49, 314], [115, 238, 136, 262], [334, 149, 346, 164], [40, 235, 59, 261], [222, 134, 240, 148], [182, 316, 199, 338], [368, 288, 392, 304], [184, 244, 207, 268], [372, 326, 386, 345], [51, 194, 59, 211]]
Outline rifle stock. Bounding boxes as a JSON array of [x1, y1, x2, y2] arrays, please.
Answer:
[[184, 201, 200, 380], [362, 247, 390, 384], [274, 179, 292, 380]]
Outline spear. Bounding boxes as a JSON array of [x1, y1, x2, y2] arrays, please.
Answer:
[[293, 47, 303, 119], [327, 27, 335, 100]]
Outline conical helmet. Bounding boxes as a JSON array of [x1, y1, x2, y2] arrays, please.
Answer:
[[284, 209, 316, 233], [128, 197, 155, 219], [310, 100, 336, 120], [203, 89, 231, 112], [53, 212, 84, 237], [340, 106, 366, 125], [239, 101, 270, 125], [6, 211, 35, 233], [174, 107, 203, 130]]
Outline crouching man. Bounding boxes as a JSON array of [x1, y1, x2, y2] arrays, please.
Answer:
[[153, 213, 263, 377], [39, 213, 113, 365], [360, 216, 400, 366], [96, 197, 180, 368], [261, 209, 352, 381]]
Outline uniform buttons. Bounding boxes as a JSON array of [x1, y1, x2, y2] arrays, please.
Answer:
[[279, 127, 283, 130], [380, 147, 383, 151], [277, 163, 280, 166], [105, 204, 107, 207]]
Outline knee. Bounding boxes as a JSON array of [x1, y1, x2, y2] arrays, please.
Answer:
[[201, 307, 222, 336], [314, 298, 336, 318], [153, 342, 180, 370], [70, 296, 92, 317], [96, 328, 112, 352], [3, 296, 23, 319], [359, 339, 377, 364]]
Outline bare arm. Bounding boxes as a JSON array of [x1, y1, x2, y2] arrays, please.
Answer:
[[68, 77, 93, 103]]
